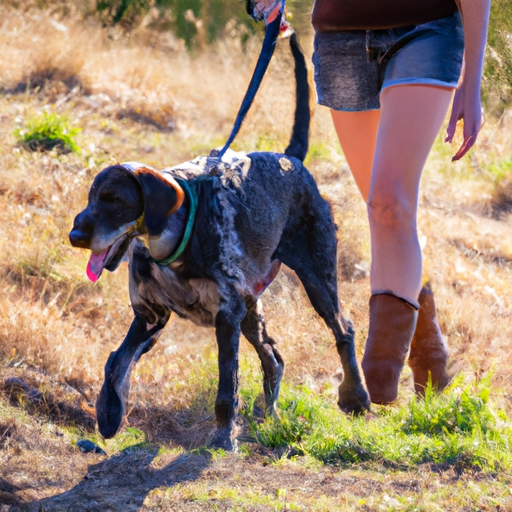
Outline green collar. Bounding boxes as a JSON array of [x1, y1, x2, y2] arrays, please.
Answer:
[[152, 178, 198, 266]]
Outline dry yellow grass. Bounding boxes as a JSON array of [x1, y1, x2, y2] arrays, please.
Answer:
[[0, 3, 511, 510]]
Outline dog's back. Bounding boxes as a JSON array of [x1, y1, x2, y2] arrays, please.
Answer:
[[127, 32, 319, 313]]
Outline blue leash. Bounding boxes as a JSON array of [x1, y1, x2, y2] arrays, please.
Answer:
[[216, 7, 283, 158]]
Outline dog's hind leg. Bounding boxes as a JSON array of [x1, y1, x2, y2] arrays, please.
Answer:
[[96, 315, 167, 438], [287, 265, 369, 414], [276, 213, 370, 415], [241, 299, 284, 416], [211, 288, 247, 451]]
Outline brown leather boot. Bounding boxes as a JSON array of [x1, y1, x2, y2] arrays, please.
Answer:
[[362, 293, 418, 404], [408, 286, 449, 396]]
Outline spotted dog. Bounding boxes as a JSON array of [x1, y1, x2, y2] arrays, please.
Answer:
[[69, 35, 370, 450]]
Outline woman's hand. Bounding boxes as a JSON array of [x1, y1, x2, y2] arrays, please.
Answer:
[[445, 75, 484, 161], [249, 0, 289, 30], [446, 0, 491, 162]]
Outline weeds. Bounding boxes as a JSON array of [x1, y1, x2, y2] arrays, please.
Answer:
[[246, 374, 512, 472], [107, 426, 148, 452], [484, 158, 512, 217], [402, 374, 495, 436], [14, 111, 81, 154], [486, 157, 512, 183], [490, 176, 512, 218]]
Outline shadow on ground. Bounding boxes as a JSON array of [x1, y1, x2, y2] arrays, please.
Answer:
[[24, 448, 212, 512]]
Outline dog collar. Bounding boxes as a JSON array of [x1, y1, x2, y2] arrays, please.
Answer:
[[151, 178, 197, 266]]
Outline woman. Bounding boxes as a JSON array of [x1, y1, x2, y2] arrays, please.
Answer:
[[251, 0, 491, 404]]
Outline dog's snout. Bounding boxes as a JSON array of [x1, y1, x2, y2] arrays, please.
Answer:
[[69, 229, 91, 248], [69, 211, 93, 248]]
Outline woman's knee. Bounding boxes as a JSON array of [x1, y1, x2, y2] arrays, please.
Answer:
[[367, 193, 415, 231]]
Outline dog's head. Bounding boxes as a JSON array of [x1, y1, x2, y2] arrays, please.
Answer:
[[69, 164, 184, 282]]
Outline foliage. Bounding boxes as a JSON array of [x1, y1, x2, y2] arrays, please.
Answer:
[[484, 0, 512, 112], [247, 374, 512, 471], [96, 0, 259, 48], [97, 0, 150, 27], [14, 111, 81, 154], [95, 0, 316, 48]]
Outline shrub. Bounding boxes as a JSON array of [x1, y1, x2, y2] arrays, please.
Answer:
[[14, 111, 81, 154]]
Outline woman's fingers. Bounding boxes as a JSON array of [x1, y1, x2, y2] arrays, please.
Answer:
[[445, 86, 464, 144], [265, 2, 282, 23], [452, 134, 477, 161], [250, 0, 283, 23], [445, 114, 459, 144], [450, 108, 484, 161]]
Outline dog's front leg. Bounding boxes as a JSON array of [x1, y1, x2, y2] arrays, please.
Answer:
[[211, 292, 246, 451], [96, 315, 167, 438]]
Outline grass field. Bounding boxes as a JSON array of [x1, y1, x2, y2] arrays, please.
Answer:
[[0, 3, 512, 511]]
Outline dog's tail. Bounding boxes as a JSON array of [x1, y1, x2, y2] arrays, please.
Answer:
[[284, 33, 310, 163]]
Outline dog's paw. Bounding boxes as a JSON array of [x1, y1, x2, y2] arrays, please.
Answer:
[[96, 378, 124, 439], [210, 425, 240, 452], [338, 384, 371, 416]]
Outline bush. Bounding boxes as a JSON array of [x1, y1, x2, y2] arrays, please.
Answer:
[[14, 111, 81, 154]]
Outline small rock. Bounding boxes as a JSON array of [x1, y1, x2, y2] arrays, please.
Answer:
[[76, 439, 106, 455]]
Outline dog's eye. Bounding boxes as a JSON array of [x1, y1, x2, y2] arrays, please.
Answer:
[[99, 191, 118, 202]]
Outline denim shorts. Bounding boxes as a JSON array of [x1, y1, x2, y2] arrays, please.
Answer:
[[312, 13, 464, 111]]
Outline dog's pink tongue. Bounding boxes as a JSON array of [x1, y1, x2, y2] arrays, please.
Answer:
[[86, 249, 109, 282]]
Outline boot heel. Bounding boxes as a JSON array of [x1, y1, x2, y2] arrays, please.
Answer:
[[408, 286, 449, 396]]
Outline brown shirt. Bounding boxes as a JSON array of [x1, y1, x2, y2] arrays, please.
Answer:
[[312, 0, 459, 32]]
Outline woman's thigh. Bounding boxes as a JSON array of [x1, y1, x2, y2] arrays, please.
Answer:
[[369, 84, 454, 210], [330, 109, 380, 201]]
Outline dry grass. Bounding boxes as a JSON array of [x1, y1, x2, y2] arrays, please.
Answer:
[[0, 3, 511, 510]]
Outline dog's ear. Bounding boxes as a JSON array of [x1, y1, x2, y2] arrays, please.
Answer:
[[134, 168, 185, 236]]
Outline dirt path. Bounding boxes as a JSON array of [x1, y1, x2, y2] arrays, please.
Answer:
[[9, 442, 510, 512], [1, 393, 510, 512]]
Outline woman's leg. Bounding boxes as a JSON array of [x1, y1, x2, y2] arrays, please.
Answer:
[[331, 87, 453, 403], [330, 109, 380, 202], [368, 85, 454, 306], [361, 84, 453, 403]]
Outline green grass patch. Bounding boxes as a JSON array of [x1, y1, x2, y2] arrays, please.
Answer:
[[304, 141, 334, 166], [485, 157, 512, 183], [109, 426, 148, 452], [14, 111, 81, 154], [77, 426, 148, 455], [245, 374, 512, 472], [166, 480, 304, 511], [254, 132, 288, 154], [14, 244, 65, 283]]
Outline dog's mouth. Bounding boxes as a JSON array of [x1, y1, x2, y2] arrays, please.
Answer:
[[86, 235, 131, 282]]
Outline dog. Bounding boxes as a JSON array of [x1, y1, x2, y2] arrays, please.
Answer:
[[69, 35, 370, 450]]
